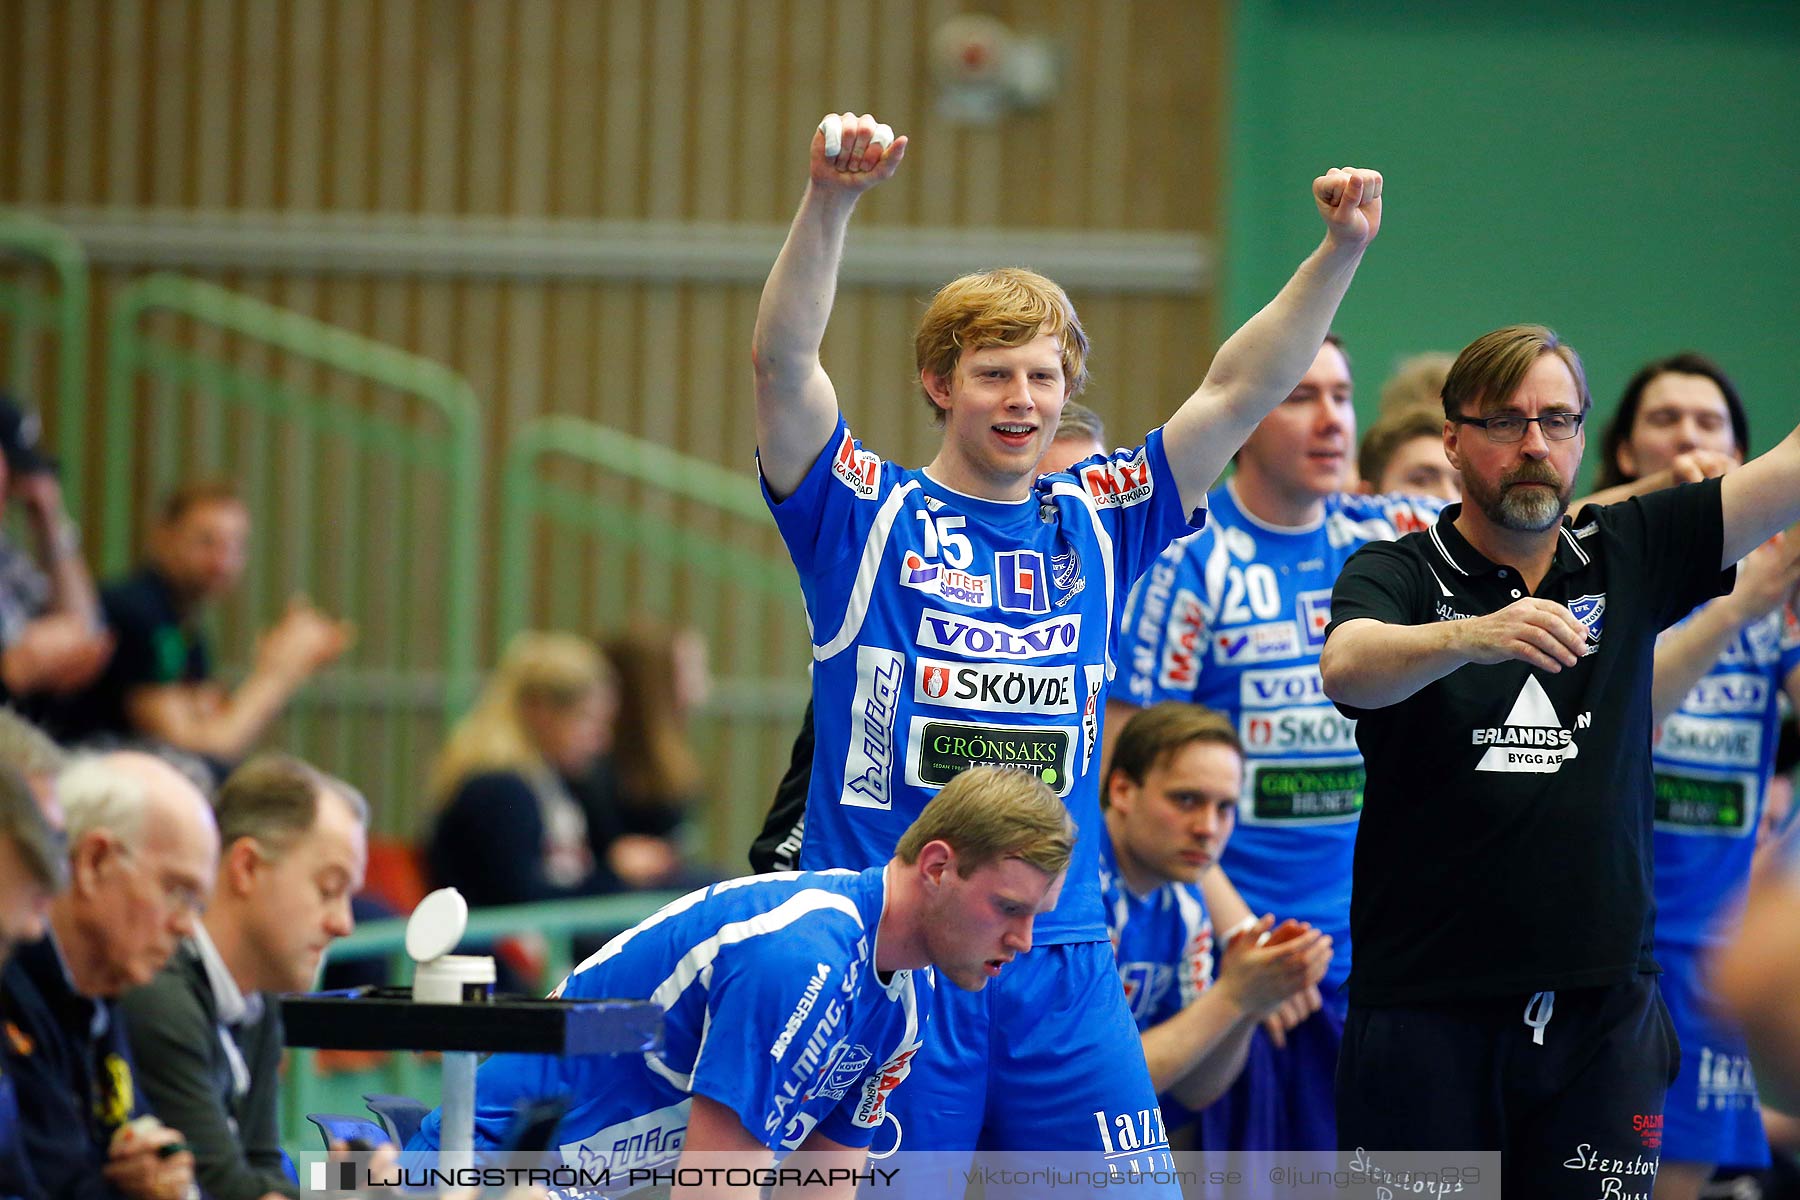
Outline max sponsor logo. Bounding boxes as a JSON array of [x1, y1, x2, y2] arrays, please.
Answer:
[[854, 1045, 919, 1128], [830, 431, 880, 499], [915, 658, 1077, 715], [916, 611, 1081, 661], [1158, 589, 1205, 691], [1079, 450, 1153, 509]]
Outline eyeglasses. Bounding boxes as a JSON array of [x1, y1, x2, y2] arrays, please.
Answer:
[[115, 840, 207, 917], [1451, 412, 1585, 443]]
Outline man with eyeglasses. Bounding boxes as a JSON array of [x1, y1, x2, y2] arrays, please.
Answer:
[[1318, 324, 1800, 1196], [0, 751, 216, 1200]]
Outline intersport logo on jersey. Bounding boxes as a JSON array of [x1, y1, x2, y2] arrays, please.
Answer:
[[914, 658, 1078, 715]]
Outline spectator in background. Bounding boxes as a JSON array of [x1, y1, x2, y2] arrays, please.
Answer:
[[1, 751, 215, 1200], [590, 624, 710, 883], [1578, 354, 1797, 1200], [427, 632, 649, 905], [121, 754, 367, 1200], [0, 706, 68, 824], [1356, 403, 1462, 503], [1375, 351, 1455, 415], [1593, 351, 1750, 495], [58, 481, 353, 782], [0, 395, 112, 714], [0, 763, 65, 1199]]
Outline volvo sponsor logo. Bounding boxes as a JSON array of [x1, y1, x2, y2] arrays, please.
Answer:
[[1679, 673, 1771, 717], [842, 647, 904, 810], [905, 716, 1074, 795], [1239, 666, 1327, 710], [915, 658, 1077, 715], [916, 611, 1081, 661]]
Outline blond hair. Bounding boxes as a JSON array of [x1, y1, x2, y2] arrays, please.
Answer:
[[430, 632, 611, 803], [1378, 352, 1455, 415], [894, 765, 1075, 878], [914, 268, 1090, 423], [1442, 325, 1590, 421]]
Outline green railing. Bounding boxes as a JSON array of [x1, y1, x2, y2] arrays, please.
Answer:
[[497, 417, 812, 861], [100, 274, 483, 829], [496, 416, 791, 641], [0, 211, 90, 516], [281, 890, 680, 1153]]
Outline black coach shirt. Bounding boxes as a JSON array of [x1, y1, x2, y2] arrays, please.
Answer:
[[1325, 478, 1731, 1006]]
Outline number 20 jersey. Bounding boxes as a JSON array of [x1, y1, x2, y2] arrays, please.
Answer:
[[1112, 482, 1441, 994], [763, 416, 1199, 945]]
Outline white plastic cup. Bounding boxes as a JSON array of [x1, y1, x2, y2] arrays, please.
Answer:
[[411, 954, 497, 1005]]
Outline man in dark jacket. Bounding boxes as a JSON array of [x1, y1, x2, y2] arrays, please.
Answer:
[[121, 754, 366, 1200], [0, 751, 215, 1200]]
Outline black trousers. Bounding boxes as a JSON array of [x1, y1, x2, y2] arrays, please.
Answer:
[[1337, 977, 1680, 1200]]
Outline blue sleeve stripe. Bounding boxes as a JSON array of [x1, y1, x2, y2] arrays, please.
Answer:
[[556, 885, 716, 989], [1049, 479, 1117, 679], [648, 891, 866, 1012], [814, 481, 920, 662]]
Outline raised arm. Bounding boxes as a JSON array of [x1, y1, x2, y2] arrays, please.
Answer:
[[1721, 424, 1800, 566], [1648, 527, 1800, 723], [752, 113, 907, 499], [1160, 168, 1382, 511]]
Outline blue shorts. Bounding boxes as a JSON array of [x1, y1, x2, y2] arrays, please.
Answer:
[[877, 940, 1178, 1196], [1658, 942, 1771, 1169], [1193, 1003, 1341, 1151]]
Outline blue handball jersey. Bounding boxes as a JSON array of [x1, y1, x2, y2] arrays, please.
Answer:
[[1111, 482, 1441, 996], [410, 866, 925, 1173], [764, 417, 1199, 945], [1652, 604, 1800, 949], [1099, 831, 1214, 1033]]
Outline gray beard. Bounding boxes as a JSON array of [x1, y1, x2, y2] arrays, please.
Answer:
[[1492, 483, 1567, 531]]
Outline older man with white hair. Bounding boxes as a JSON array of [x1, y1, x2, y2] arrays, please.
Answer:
[[0, 751, 216, 1200]]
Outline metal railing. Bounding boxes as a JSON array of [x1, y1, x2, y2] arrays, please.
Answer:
[[497, 416, 811, 860], [99, 274, 483, 829]]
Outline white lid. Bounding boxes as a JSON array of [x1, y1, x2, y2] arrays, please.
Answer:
[[416, 954, 496, 982], [405, 887, 469, 963]]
